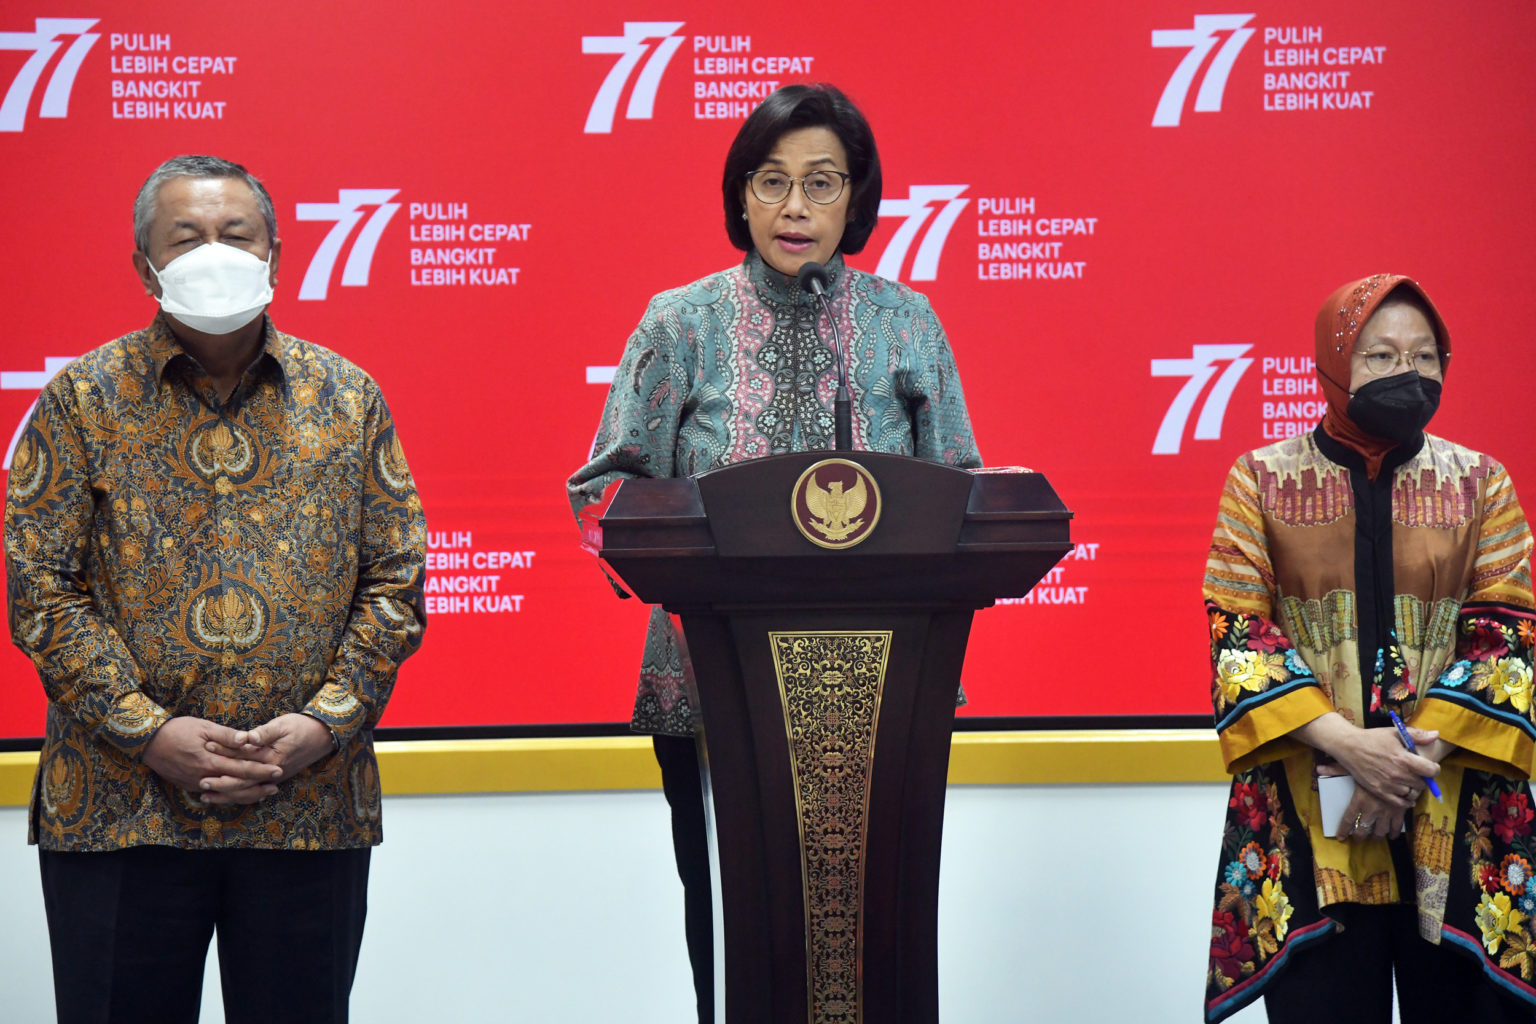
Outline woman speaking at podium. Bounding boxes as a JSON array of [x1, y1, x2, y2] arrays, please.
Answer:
[[567, 83, 980, 1021]]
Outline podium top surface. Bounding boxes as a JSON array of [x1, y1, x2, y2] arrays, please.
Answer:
[[586, 451, 1072, 607]]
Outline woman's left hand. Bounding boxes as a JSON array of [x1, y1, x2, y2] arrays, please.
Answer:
[[1333, 783, 1410, 842]]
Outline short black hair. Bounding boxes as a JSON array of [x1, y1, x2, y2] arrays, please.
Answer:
[[722, 84, 882, 255]]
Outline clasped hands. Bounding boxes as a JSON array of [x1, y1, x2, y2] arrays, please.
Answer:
[[1311, 719, 1448, 843], [143, 713, 335, 806]]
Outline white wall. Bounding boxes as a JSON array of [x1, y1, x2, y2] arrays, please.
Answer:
[[0, 783, 1266, 1023]]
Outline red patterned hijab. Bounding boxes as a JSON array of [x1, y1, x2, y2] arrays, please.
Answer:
[[1313, 274, 1451, 479]]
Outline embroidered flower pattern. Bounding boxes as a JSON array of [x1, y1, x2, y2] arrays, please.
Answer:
[[1494, 791, 1536, 844], [1207, 606, 1313, 715], [1439, 659, 1474, 688], [1253, 877, 1295, 952], [1368, 633, 1416, 713], [1442, 609, 1536, 728], [1503, 854, 1532, 896], [1283, 648, 1312, 678], [1209, 769, 1294, 994], [1239, 841, 1267, 880], [1216, 650, 1272, 708], [1465, 617, 1514, 660], [1210, 909, 1255, 984], [1488, 658, 1534, 713], [1477, 892, 1526, 955], [1466, 778, 1536, 979], [1210, 611, 1230, 642], [1249, 621, 1291, 653], [1230, 782, 1267, 831]]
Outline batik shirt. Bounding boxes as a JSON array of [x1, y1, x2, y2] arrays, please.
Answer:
[[5, 315, 427, 851], [1202, 427, 1535, 1020], [568, 251, 981, 735]]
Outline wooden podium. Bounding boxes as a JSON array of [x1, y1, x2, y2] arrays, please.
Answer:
[[586, 451, 1071, 1023]]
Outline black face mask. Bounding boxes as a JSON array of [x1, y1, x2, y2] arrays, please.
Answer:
[[1347, 373, 1442, 445]]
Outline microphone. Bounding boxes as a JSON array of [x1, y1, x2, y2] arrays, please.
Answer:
[[797, 261, 853, 451], [796, 260, 831, 298]]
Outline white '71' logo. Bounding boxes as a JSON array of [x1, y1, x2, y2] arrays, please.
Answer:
[[0, 18, 100, 132], [294, 190, 402, 301], [1150, 14, 1255, 127], [581, 22, 686, 134], [1150, 344, 1253, 454], [875, 186, 971, 282]]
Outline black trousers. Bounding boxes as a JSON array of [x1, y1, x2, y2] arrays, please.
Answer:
[[655, 734, 715, 1024], [1264, 903, 1533, 1024], [39, 845, 370, 1024]]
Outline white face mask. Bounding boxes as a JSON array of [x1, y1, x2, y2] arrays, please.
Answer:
[[150, 242, 274, 335]]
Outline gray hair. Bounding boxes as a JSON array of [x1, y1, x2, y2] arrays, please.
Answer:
[[132, 155, 278, 255]]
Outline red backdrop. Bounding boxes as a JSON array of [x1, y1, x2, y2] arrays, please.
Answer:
[[3, 0, 1533, 737]]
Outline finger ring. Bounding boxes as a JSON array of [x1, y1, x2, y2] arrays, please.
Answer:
[[1352, 812, 1364, 832], [1362, 820, 1376, 830]]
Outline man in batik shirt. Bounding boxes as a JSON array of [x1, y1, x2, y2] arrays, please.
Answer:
[[5, 155, 426, 1023]]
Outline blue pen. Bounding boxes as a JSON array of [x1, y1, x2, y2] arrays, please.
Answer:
[[1388, 709, 1442, 799]]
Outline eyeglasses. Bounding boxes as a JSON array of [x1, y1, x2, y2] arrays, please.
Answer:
[[744, 169, 850, 205], [1354, 346, 1446, 377]]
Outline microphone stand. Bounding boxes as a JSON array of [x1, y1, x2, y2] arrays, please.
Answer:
[[796, 262, 853, 451]]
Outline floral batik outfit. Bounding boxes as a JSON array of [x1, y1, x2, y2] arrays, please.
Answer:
[[1202, 426, 1535, 1021]]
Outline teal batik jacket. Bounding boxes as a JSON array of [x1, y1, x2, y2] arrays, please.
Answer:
[[567, 251, 981, 734]]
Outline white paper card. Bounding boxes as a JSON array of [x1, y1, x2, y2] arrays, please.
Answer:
[[1319, 774, 1357, 837]]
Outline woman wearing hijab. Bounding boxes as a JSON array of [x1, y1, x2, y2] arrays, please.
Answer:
[[1201, 274, 1536, 1023], [567, 83, 980, 1022]]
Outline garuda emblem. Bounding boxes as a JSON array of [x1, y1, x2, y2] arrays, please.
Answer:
[[807, 474, 867, 540], [791, 458, 882, 550]]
